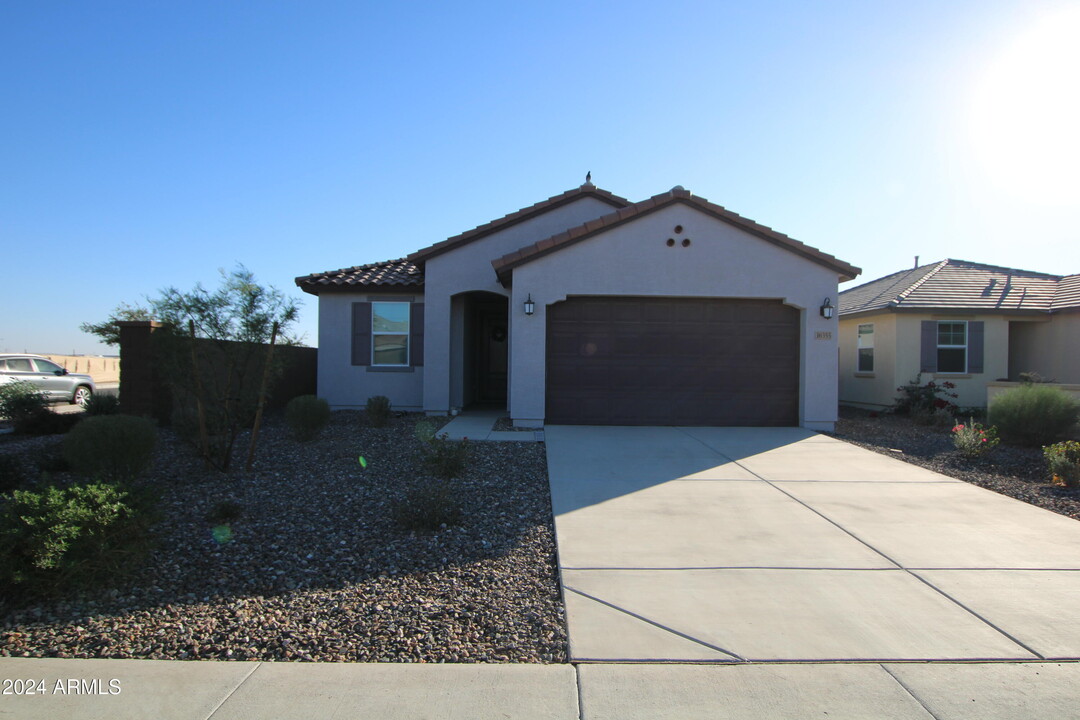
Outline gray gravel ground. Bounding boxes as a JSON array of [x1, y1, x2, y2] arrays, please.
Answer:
[[0, 412, 567, 662], [831, 407, 1080, 521]]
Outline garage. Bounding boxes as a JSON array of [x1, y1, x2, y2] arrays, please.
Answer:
[[545, 296, 799, 426]]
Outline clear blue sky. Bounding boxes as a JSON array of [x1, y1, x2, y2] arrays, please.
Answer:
[[3, 0, 1078, 354]]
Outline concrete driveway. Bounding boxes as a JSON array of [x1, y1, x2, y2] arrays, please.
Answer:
[[545, 426, 1080, 663]]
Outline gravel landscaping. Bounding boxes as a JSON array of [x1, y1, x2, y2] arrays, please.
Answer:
[[831, 407, 1080, 521], [0, 412, 567, 663]]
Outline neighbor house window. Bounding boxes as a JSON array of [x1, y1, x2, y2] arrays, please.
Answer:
[[936, 321, 967, 373], [371, 302, 410, 366], [857, 324, 874, 372]]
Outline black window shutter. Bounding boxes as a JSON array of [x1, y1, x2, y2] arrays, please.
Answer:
[[410, 303, 424, 367], [968, 321, 984, 373], [352, 302, 371, 366], [920, 321, 937, 373]]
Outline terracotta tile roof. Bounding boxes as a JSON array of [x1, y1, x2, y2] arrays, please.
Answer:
[[491, 186, 861, 284], [839, 259, 1070, 315], [295, 258, 423, 295], [407, 183, 630, 265]]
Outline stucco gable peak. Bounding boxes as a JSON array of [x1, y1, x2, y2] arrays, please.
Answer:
[[492, 186, 860, 285]]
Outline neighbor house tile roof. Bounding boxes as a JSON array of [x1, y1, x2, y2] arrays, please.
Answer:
[[839, 259, 1075, 315], [295, 258, 423, 295], [492, 186, 861, 284], [407, 184, 631, 265], [1053, 274, 1080, 310]]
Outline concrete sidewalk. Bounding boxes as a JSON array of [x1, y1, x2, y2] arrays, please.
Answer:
[[3, 657, 1080, 719], [439, 408, 544, 442]]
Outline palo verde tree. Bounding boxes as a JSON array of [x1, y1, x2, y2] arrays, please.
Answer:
[[79, 302, 153, 347], [84, 267, 300, 472], [153, 266, 300, 471]]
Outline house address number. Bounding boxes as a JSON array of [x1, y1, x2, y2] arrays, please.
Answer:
[[815, 331, 833, 340]]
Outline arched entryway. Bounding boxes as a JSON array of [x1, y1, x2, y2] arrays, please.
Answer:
[[458, 291, 509, 408]]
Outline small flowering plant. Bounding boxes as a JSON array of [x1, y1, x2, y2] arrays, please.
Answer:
[[951, 418, 1000, 458]]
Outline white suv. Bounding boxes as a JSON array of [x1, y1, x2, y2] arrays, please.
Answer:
[[0, 355, 96, 407]]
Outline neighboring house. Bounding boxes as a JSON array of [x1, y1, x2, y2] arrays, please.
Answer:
[[838, 259, 1080, 410], [296, 182, 860, 430]]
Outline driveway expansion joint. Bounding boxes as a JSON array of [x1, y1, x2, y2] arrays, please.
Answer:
[[564, 585, 745, 662], [880, 663, 944, 720], [205, 661, 262, 720], [710, 443, 1048, 662]]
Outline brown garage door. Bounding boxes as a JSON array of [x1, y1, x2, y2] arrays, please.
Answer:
[[546, 297, 799, 426]]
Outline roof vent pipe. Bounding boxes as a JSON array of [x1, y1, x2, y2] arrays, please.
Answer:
[[914, 255, 919, 269]]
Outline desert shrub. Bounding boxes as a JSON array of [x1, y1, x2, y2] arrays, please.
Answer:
[[951, 418, 1000, 458], [206, 499, 243, 524], [392, 479, 462, 531], [1044, 441, 1080, 489], [0, 482, 154, 598], [988, 384, 1080, 447], [83, 393, 121, 416], [285, 395, 330, 441], [0, 382, 51, 432], [366, 395, 391, 428], [0, 455, 24, 494], [415, 418, 439, 443], [62, 415, 158, 483], [895, 375, 958, 416], [423, 435, 470, 479], [413, 418, 469, 479]]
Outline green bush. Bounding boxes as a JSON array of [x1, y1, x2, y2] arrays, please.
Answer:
[[0, 381, 51, 432], [285, 395, 330, 441], [988, 384, 1080, 447], [895, 375, 958, 416], [1044, 441, 1080, 489], [392, 479, 462, 531], [366, 395, 391, 428], [422, 435, 470, 480], [84, 393, 121, 416], [0, 455, 24, 494], [415, 418, 439, 443], [0, 482, 154, 598], [62, 415, 158, 483]]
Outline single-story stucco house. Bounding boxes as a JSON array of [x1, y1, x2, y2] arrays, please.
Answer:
[[296, 182, 860, 431], [838, 258, 1080, 410]]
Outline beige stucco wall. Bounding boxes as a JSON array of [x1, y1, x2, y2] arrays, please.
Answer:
[[316, 292, 424, 410], [838, 314, 897, 409], [422, 195, 621, 414], [839, 311, 1011, 409], [507, 202, 843, 431], [44, 355, 121, 384], [1008, 311, 1080, 384]]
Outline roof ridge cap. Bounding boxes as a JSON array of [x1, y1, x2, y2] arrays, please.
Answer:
[[946, 257, 1063, 279], [894, 259, 949, 306]]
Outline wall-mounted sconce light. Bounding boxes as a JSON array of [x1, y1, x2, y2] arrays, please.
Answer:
[[820, 298, 835, 319], [524, 294, 535, 316]]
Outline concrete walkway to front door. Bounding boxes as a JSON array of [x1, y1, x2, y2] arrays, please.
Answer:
[[544, 425, 1080, 664]]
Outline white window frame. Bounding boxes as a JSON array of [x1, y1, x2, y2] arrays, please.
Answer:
[[371, 301, 410, 367], [936, 320, 968, 374], [857, 323, 874, 373]]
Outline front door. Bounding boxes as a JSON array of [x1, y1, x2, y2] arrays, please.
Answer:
[[477, 307, 508, 404]]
